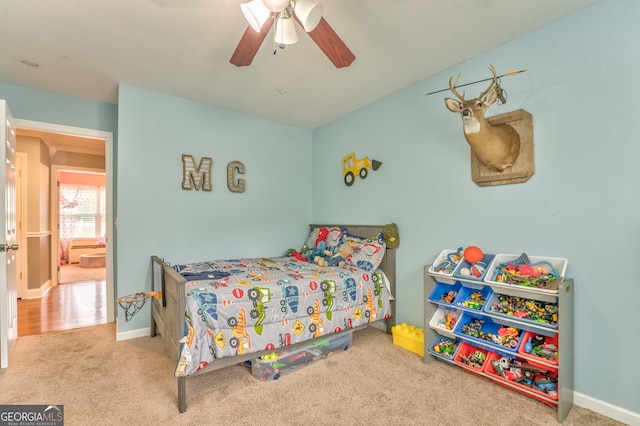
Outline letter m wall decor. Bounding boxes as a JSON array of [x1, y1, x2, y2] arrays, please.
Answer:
[[182, 154, 212, 191]]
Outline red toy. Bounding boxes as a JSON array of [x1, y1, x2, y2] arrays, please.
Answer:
[[464, 246, 484, 264]]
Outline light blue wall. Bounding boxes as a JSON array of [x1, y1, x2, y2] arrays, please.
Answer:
[[311, 0, 638, 415], [0, 82, 117, 132], [116, 84, 313, 332]]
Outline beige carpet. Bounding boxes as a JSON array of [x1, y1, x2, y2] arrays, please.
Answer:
[[59, 263, 107, 284], [59, 264, 106, 284], [0, 324, 623, 426]]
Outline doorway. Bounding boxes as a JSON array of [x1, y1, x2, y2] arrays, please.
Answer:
[[14, 119, 114, 336]]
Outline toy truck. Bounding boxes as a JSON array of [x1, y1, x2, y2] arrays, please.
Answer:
[[341, 152, 382, 186]]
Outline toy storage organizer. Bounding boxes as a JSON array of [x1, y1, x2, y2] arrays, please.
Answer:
[[423, 250, 574, 423]]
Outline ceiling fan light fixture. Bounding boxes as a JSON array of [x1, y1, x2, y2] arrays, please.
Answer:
[[293, 0, 323, 32], [262, 0, 290, 12], [274, 14, 298, 47], [241, 0, 271, 32]]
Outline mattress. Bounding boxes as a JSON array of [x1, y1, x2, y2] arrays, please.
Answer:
[[173, 256, 392, 377]]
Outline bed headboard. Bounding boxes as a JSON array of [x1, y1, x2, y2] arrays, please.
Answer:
[[309, 224, 397, 333]]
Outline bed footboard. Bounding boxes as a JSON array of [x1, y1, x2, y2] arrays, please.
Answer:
[[151, 256, 185, 364]]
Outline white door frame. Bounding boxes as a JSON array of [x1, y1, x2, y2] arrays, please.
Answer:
[[15, 153, 27, 299], [14, 118, 115, 324]]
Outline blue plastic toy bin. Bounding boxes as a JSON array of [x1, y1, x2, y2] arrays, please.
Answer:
[[454, 312, 524, 354], [453, 285, 492, 312], [428, 282, 462, 306], [483, 292, 559, 330], [428, 334, 459, 363], [453, 253, 495, 282]]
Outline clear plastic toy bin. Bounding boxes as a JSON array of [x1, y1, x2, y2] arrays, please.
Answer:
[[251, 332, 352, 381]]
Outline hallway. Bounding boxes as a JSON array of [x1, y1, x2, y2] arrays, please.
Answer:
[[17, 265, 106, 336]]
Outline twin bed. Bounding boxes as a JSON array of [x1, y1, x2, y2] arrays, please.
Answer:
[[150, 224, 398, 412]]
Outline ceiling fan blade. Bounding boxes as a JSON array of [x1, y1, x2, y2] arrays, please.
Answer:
[[300, 17, 355, 68], [230, 19, 274, 67]]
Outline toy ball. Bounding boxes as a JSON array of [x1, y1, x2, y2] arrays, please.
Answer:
[[470, 264, 486, 278], [463, 246, 484, 264], [459, 267, 471, 276]]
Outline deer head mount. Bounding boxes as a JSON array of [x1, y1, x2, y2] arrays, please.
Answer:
[[445, 65, 520, 172]]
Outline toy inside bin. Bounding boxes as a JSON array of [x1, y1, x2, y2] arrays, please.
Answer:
[[428, 334, 459, 362], [484, 351, 559, 401], [428, 307, 461, 338], [485, 253, 568, 291], [251, 332, 352, 381], [453, 253, 495, 282], [428, 248, 464, 284], [428, 282, 462, 307], [454, 313, 524, 354], [517, 331, 559, 365], [484, 292, 558, 329], [453, 285, 492, 312], [453, 341, 490, 375]]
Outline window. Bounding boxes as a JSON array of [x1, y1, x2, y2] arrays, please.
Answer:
[[60, 184, 106, 240]]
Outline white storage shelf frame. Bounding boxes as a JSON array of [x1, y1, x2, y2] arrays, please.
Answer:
[[423, 264, 574, 423]]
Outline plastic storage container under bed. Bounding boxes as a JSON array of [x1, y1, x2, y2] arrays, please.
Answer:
[[251, 332, 352, 381]]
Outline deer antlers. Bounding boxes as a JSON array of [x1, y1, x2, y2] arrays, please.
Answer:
[[448, 65, 498, 102]]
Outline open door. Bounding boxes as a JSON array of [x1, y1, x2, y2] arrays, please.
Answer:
[[0, 99, 18, 368]]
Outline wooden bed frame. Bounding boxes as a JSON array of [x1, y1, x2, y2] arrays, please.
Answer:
[[150, 224, 397, 413]]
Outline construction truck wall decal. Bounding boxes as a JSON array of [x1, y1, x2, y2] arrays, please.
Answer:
[[341, 152, 382, 187]]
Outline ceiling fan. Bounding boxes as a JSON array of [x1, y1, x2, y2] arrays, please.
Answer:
[[230, 0, 355, 68]]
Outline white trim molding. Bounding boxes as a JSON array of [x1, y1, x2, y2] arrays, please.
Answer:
[[116, 327, 151, 342], [24, 280, 51, 300], [575, 391, 640, 426], [15, 118, 115, 325]]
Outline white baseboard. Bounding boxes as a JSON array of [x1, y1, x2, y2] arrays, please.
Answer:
[[575, 391, 640, 425], [116, 327, 151, 341], [23, 280, 51, 299]]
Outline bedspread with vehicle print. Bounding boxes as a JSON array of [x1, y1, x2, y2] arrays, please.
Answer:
[[173, 256, 392, 377]]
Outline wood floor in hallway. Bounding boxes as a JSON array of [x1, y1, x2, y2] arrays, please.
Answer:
[[17, 279, 107, 337]]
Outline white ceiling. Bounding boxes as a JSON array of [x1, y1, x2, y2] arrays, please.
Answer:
[[0, 0, 600, 130]]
